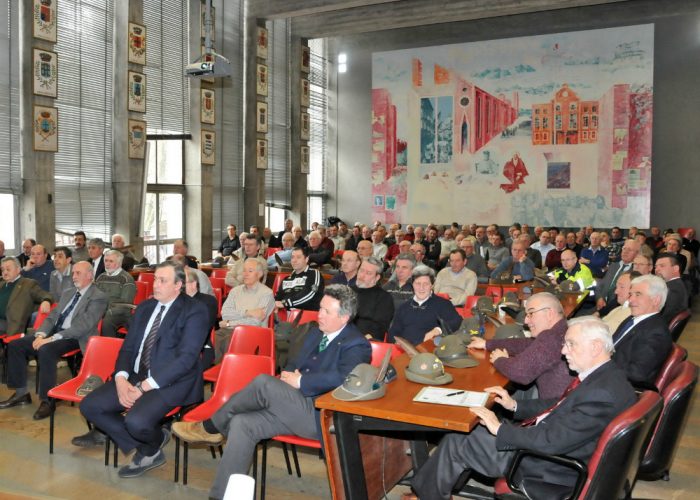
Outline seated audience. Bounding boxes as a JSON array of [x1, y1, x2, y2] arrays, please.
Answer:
[[331, 250, 360, 286], [21, 244, 54, 291], [490, 241, 535, 282], [371, 230, 388, 260], [409, 316, 636, 500], [72, 231, 89, 263], [96, 250, 137, 338], [595, 239, 639, 311], [384, 253, 416, 309], [328, 225, 345, 251], [633, 253, 653, 275], [544, 234, 567, 270], [662, 233, 690, 274], [0, 256, 52, 335], [421, 227, 442, 268], [171, 239, 198, 269], [519, 233, 542, 269], [50, 246, 75, 302], [218, 224, 240, 258], [598, 271, 636, 333], [344, 225, 363, 252], [16, 238, 35, 267], [386, 235, 409, 264], [579, 231, 608, 278], [469, 292, 573, 399], [266, 232, 295, 269], [172, 285, 371, 500], [531, 231, 554, 263], [356, 239, 373, 260], [654, 253, 689, 324], [225, 235, 268, 288], [565, 231, 583, 257], [277, 219, 293, 242], [87, 238, 107, 278], [79, 261, 208, 478], [307, 230, 332, 267], [434, 249, 477, 306], [275, 247, 324, 311], [184, 268, 218, 370], [611, 274, 672, 388], [682, 227, 699, 258], [388, 265, 462, 345], [216, 259, 274, 362], [460, 238, 489, 283], [171, 255, 214, 296], [111, 233, 136, 271], [351, 256, 394, 340], [485, 233, 508, 271], [1, 262, 108, 420], [552, 249, 595, 290], [261, 227, 281, 250]]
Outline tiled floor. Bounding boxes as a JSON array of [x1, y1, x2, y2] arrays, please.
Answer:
[[1, 303, 699, 499]]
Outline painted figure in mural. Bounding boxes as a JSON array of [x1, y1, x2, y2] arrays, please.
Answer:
[[500, 152, 529, 193]]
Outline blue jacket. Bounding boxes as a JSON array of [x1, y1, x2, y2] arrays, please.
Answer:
[[388, 294, 462, 345]]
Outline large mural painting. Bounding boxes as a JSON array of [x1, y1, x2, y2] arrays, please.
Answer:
[[371, 25, 654, 227]]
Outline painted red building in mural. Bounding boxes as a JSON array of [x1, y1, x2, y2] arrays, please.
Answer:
[[532, 83, 599, 145], [371, 88, 397, 181], [411, 58, 518, 155]]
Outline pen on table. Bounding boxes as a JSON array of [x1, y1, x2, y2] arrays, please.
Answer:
[[446, 390, 465, 397]]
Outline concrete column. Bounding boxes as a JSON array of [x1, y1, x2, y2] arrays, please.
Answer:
[[243, 13, 264, 230], [19, 1, 55, 245], [289, 36, 308, 228], [111, 0, 146, 258]]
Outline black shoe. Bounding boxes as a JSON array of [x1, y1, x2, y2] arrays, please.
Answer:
[[118, 450, 166, 478], [72, 428, 106, 447], [33, 400, 55, 420], [159, 427, 171, 450], [0, 392, 32, 409]]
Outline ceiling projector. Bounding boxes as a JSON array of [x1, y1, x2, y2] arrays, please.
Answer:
[[185, 53, 231, 78]]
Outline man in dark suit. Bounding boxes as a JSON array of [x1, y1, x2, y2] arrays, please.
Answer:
[[611, 274, 672, 388], [172, 284, 371, 500], [79, 261, 209, 478], [595, 239, 640, 310], [410, 316, 636, 500], [87, 237, 107, 279], [0, 261, 108, 420], [0, 257, 52, 335], [654, 253, 689, 324], [184, 267, 218, 369]]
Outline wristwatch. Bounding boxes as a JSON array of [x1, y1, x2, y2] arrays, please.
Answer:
[[135, 382, 145, 394]]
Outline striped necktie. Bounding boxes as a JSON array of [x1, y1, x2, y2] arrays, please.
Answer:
[[54, 291, 81, 332], [138, 305, 165, 377], [520, 377, 581, 427], [318, 335, 329, 352]]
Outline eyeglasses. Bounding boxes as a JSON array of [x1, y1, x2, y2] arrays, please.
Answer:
[[525, 307, 550, 318], [562, 340, 577, 349]]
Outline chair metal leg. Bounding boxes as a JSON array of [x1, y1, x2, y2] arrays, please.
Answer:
[[260, 441, 267, 500], [209, 445, 217, 459], [218, 445, 223, 457], [281, 442, 292, 475], [113, 440, 118, 468], [183, 442, 189, 485], [174, 436, 180, 483], [104, 438, 110, 466], [252, 444, 258, 500], [291, 444, 301, 478], [49, 406, 55, 454]]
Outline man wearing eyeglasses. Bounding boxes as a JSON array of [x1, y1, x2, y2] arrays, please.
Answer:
[[468, 292, 573, 399]]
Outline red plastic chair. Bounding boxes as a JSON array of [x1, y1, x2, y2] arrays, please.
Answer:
[[271, 272, 290, 295], [369, 340, 404, 366], [137, 272, 155, 286], [265, 247, 281, 258], [203, 326, 275, 383], [47, 336, 124, 453], [654, 343, 687, 393], [210, 268, 229, 280], [213, 288, 222, 317], [484, 285, 503, 300], [130, 280, 149, 306], [460, 295, 481, 317], [286, 309, 319, 325], [209, 276, 226, 293], [435, 292, 451, 301], [261, 435, 323, 499], [174, 353, 276, 484]]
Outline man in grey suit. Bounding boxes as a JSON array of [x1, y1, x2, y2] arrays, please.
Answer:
[[595, 239, 639, 310], [0, 261, 108, 420]]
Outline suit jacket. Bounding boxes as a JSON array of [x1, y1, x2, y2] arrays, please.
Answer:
[[50, 267, 76, 302], [0, 277, 53, 334], [89, 256, 106, 279], [661, 278, 688, 325], [496, 361, 636, 489], [285, 322, 371, 400], [114, 293, 209, 406], [612, 313, 672, 387], [194, 291, 218, 349], [594, 260, 632, 303], [40, 284, 108, 352]]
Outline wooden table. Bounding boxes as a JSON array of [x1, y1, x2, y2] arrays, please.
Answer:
[[315, 290, 589, 500]]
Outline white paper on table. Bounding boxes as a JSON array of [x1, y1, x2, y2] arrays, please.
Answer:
[[413, 387, 489, 408]]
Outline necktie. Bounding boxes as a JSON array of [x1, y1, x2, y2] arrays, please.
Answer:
[[520, 377, 581, 427], [607, 263, 629, 301], [613, 315, 635, 345], [318, 335, 329, 352], [138, 305, 165, 377], [54, 291, 81, 332]]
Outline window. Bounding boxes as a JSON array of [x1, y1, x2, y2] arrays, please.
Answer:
[[0, 193, 15, 249], [54, 0, 114, 240], [143, 139, 185, 263], [307, 38, 328, 227], [420, 96, 453, 164]]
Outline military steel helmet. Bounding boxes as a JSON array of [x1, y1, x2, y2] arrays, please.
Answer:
[[458, 317, 482, 337], [493, 323, 526, 340], [405, 353, 453, 385], [435, 335, 478, 369], [475, 296, 496, 314], [560, 280, 581, 293], [503, 291, 520, 303], [332, 363, 386, 401]]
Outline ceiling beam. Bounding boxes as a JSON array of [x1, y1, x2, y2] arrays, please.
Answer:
[[280, 0, 632, 38], [248, 0, 399, 20]]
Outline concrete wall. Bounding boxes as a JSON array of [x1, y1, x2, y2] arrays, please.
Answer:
[[332, 0, 700, 227]]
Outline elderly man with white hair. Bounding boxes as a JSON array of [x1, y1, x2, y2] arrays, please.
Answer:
[[96, 249, 137, 338]]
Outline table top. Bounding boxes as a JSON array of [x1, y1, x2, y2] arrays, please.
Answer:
[[315, 290, 588, 433]]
